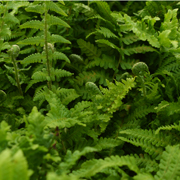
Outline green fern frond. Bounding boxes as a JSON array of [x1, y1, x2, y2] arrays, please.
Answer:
[[20, 20, 44, 30], [21, 53, 45, 65], [60, 148, 99, 174], [25, 80, 40, 92], [97, 78, 136, 114], [59, 89, 80, 106], [123, 14, 160, 48], [97, 27, 118, 39], [120, 59, 137, 70], [155, 100, 180, 117], [73, 71, 103, 87], [59, 138, 121, 174], [88, 14, 114, 29], [44, 92, 85, 128], [19, 47, 35, 55], [154, 145, 180, 180], [0, 25, 11, 40], [49, 34, 71, 44], [132, 154, 159, 173], [146, 83, 161, 102], [53, 69, 73, 81], [72, 155, 139, 178], [141, 1, 164, 18], [11, 31, 25, 40], [25, 4, 44, 14], [86, 55, 117, 71], [156, 61, 180, 73], [18, 36, 44, 46], [70, 101, 92, 115], [96, 39, 121, 52], [123, 45, 157, 56], [122, 34, 139, 45], [87, 27, 118, 39], [53, 52, 70, 63], [7, 1, 29, 14], [93, 1, 116, 24], [32, 70, 47, 82], [47, 14, 70, 28], [119, 129, 170, 158], [77, 39, 101, 60], [160, 9, 178, 39], [46, 1, 67, 16], [155, 122, 180, 134], [0, 149, 30, 180], [33, 87, 46, 104], [127, 105, 156, 122], [75, 3, 96, 17], [3, 13, 20, 25], [4, 64, 14, 74], [6, 74, 17, 86], [94, 137, 122, 150]]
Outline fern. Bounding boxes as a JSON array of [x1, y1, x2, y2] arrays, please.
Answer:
[[155, 122, 180, 134], [47, 14, 70, 28], [92, 1, 116, 24], [121, 33, 139, 45], [87, 26, 118, 39], [154, 145, 180, 180], [86, 54, 118, 72], [96, 39, 121, 52], [20, 20, 44, 30], [44, 91, 86, 129], [96, 78, 136, 115], [123, 44, 157, 56], [18, 36, 45, 46], [118, 129, 170, 158], [72, 155, 139, 178], [46, 1, 67, 16], [77, 39, 102, 60], [126, 105, 156, 122], [74, 3, 96, 18], [59, 138, 121, 173], [21, 53, 45, 65], [0, 149, 30, 180], [125, 14, 160, 48]]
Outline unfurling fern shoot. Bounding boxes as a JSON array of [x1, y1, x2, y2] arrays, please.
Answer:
[[132, 62, 149, 97], [8, 45, 23, 96]]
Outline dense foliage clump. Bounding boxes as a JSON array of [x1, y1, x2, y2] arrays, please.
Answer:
[[1, 1, 180, 180]]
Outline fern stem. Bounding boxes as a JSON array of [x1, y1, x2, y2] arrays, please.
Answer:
[[44, 2, 52, 90], [139, 76, 146, 97], [11, 56, 23, 96]]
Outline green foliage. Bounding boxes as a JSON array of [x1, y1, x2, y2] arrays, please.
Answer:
[[0, 149, 30, 180], [1, 1, 180, 180]]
